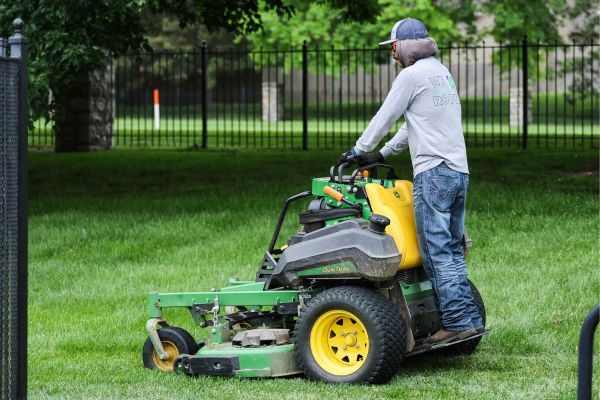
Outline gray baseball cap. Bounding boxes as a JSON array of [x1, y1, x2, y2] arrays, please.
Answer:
[[379, 18, 429, 45]]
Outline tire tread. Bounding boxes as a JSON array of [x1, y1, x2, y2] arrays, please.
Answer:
[[294, 286, 406, 384]]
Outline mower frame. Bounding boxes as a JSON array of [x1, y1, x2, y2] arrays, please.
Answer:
[[144, 162, 485, 380]]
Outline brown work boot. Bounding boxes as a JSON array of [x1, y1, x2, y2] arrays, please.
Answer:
[[423, 328, 477, 345]]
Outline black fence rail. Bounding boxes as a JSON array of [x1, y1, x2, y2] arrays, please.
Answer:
[[577, 303, 599, 400], [30, 39, 599, 149], [0, 19, 28, 400]]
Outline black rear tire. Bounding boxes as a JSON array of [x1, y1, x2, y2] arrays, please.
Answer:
[[294, 286, 406, 384], [443, 281, 486, 356], [142, 326, 198, 371]]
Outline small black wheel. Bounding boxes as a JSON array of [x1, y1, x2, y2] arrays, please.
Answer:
[[142, 326, 198, 371], [173, 355, 184, 375], [294, 286, 406, 384], [443, 280, 486, 356]]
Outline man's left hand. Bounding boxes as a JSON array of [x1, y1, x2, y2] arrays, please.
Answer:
[[357, 151, 385, 166], [337, 148, 360, 166], [337, 148, 385, 167]]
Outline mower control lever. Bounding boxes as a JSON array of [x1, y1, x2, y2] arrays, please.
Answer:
[[323, 186, 343, 202], [349, 163, 397, 186], [329, 161, 396, 184], [323, 186, 362, 209]]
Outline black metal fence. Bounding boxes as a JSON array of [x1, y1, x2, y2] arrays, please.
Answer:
[[31, 39, 599, 149], [0, 19, 28, 400]]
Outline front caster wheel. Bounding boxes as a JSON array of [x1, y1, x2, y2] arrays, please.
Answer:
[[294, 286, 406, 384], [142, 326, 198, 371]]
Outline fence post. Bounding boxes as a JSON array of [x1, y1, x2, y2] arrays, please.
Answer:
[[8, 17, 28, 400], [201, 41, 208, 149], [522, 36, 529, 149], [302, 40, 308, 150]]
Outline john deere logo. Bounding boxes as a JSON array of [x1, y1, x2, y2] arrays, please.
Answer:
[[297, 261, 357, 277], [393, 191, 401, 199], [322, 265, 351, 274]]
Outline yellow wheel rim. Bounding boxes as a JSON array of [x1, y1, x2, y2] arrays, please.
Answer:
[[309, 310, 369, 376], [151, 341, 180, 371]]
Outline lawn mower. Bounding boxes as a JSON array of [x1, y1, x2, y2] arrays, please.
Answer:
[[142, 161, 487, 384]]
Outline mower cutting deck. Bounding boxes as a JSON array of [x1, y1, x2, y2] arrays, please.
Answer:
[[143, 162, 486, 384]]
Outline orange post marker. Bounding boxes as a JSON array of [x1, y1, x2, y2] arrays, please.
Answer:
[[323, 186, 344, 202], [153, 89, 160, 130]]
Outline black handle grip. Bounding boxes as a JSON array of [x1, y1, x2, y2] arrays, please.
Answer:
[[329, 161, 353, 183], [329, 161, 396, 185]]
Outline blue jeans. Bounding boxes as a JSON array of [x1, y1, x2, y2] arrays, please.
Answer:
[[413, 162, 483, 331]]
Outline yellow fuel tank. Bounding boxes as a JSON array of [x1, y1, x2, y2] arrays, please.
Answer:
[[365, 181, 422, 270]]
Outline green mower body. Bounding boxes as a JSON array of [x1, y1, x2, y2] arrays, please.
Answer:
[[143, 163, 486, 383]]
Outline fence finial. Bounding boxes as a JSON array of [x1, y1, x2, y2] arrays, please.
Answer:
[[9, 18, 26, 60], [13, 18, 24, 35]]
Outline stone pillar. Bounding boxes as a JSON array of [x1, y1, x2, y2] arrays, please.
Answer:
[[509, 87, 531, 127], [55, 66, 114, 151], [262, 81, 284, 121]]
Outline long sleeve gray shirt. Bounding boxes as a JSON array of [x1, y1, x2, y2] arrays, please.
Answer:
[[355, 56, 468, 176]]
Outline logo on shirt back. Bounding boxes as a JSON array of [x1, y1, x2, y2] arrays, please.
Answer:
[[429, 75, 460, 107]]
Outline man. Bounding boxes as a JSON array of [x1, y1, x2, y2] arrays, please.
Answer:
[[340, 18, 483, 344]]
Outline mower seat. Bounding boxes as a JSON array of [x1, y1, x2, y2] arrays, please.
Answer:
[[364, 180, 422, 270]]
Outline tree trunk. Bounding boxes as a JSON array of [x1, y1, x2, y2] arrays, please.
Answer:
[[54, 66, 114, 151]]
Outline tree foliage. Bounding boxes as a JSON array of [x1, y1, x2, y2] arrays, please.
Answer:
[[567, 0, 599, 43], [245, 0, 476, 50], [0, 0, 378, 123], [565, 0, 599, 98], [1, 0, 594, 124], [0, 1, 148, 121], [481, 0, 567, 44], [484, 0, 598, 81], [242, 0, 477, 72]]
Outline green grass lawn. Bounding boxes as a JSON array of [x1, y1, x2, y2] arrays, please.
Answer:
[[28, 148, 599, 399]]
